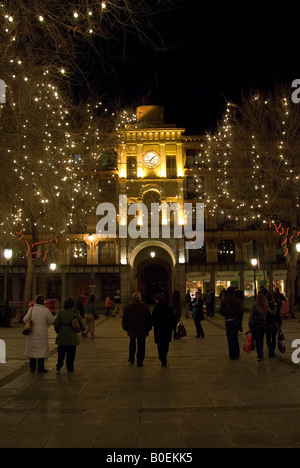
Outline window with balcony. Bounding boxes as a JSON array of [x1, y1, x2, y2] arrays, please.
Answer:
[[166, 155, 177, 178]]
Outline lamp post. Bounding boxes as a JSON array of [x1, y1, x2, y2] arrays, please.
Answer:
[[296, 243, 300, 253], [251, 258, 258, 299], [4, 245, 12, 304]]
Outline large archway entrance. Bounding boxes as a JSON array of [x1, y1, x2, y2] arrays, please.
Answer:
[[131, 243, 174, 305], [137, 260, 171, 304]]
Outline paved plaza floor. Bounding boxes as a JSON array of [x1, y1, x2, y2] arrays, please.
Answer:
[[1, 309, 300, 449]]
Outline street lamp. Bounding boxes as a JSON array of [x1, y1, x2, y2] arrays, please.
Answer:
[[49, 263, 56, 299], [4, 245, 13, 304], [4, 246, 12, 262], [296, 242, 300, 253], [251, 258, 258, 299]]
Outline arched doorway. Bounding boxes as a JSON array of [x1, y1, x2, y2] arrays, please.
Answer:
[[137, 260, 170, 304], [131, 243, 174, 305]]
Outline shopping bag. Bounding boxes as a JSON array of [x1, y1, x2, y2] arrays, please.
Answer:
[[243, 331, 253, 353], [22, 307, 33, 335], [72, 314, 82, 333], [280, 299, 291, 319], [22, 319, 33, 335], [176, 321, 187, 337], [277, 329, 286, 353]]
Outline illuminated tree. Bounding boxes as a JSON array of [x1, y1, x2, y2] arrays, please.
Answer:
[[0, 64, 101, 304], [192, 85, 300, 312], [0, 0, 174, 307]]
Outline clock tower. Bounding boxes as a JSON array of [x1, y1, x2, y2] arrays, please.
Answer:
[[118, 105, 185, 184], [117, 105, 187, 302]]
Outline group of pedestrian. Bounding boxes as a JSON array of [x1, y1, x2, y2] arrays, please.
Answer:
[[104, 290, 123, 317], [23, 284, 286, 374], [220, 285, 284, 362], [23, 293, 98, 373], [23, 289, 183, 373], [76, 293, 99, 339], [248, 290, 283, 361]]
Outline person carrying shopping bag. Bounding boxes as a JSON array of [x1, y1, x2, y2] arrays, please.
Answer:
[[54, 297, 85, 372], [23, 295, 55, 373], [219, 286, 244, 360]]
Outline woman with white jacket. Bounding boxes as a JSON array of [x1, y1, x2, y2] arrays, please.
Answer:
[[23, 295, 55, 373]]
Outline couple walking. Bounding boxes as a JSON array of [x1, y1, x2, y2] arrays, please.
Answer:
[[122, 291, 174, 367], [220, 286, 282, 361], [248, 292, 282, 361]]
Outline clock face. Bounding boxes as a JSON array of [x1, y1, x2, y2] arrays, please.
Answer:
[[143, 151, 160, 168]]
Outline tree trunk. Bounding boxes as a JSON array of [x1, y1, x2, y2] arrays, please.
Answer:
[[21, 217, 39, 317], [22, 255, 35, 317]]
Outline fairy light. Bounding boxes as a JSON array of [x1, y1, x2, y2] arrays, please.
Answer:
[[191, 91, 300, 228], [0, 44, 136, 247]]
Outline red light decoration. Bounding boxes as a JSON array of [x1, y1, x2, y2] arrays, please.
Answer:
[[269, 221, 300, 256], [15, 220, 58, 261]]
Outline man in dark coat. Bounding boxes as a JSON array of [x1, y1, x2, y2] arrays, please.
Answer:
[[122, 292, 152, 367], [219, 286, 244, 359], [152, 293, 174, 367]]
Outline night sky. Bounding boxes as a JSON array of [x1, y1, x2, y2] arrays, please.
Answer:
[[91, 0, 300, 134]]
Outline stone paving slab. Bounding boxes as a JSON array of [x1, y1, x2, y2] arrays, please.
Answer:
[[1, 311, 300, 448]]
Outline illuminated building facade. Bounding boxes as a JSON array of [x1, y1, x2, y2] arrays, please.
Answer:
[[1, 105, 297, 308]]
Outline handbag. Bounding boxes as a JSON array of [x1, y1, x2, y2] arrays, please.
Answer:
[[22, 307, 33, 335], [278, 329, 286, 353], [176, 320, 187, 337], [243, 331, 253, 353], [72, 313, 82, 333]]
